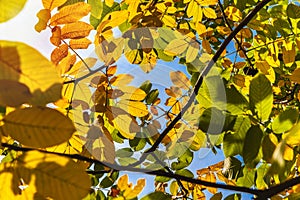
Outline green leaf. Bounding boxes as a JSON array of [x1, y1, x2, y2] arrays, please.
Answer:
[[100, 171, 119, 188], [210, 192, 223, 200], [272, 108, 299, 134], [287, 3, 300, 19], [236, 167, 255, 188], [175, 169, 194, 178], [223, 116, 251, 157], [198, 107, 226, 134], [171, 149, 193, 170], [139, 80, 152, 94], [256, 163, 269, 189], [249, 74, 273, 122], [1, 107, 75, 148], [129, 136, 147, 151], [141, 192, 172, 200], [116, 148, 133, 157], [0, 0, 27, 23], [88, 0, 103, 18], [146, 89, 159, 104], [155, 176, 171, 182], [225, 85, 249, 115], [242, 125, 263, 165]]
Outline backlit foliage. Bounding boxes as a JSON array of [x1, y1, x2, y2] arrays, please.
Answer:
[[1, 0, 300, 199]]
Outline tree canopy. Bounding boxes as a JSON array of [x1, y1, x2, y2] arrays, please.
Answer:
[[1, 0, 300, 199]]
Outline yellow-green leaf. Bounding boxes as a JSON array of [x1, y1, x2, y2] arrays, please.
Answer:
[[0, 0, 27, 23], [0, 80, 32, 107], [50, 2, 91, 26], [0, 41, 62, 105], [164, 38, 189, 56], [112, 113, 140, 139], [42, 0, 67, 10], [118, 86, 147, 101], [2, 107, 75, 148]]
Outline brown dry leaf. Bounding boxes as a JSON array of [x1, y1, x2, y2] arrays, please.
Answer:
[[69, 38, 92, 49], [202, 39, 212, 54], [35, 9, 51, 32], [61, 21, 93, 39], [51, 44, 69, 65], [50, 26, 61, 46], [233, 74, 245, 87], [50, 2, 91, 26], [42, 0, 67, 10], [291, 68, 300, 83], [256, 61, 270, 75]]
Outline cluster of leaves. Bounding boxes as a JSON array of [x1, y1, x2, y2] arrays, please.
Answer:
[[2, 0, 300, 199]]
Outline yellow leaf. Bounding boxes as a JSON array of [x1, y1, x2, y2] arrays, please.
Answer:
[[118, 174, 130, 191], [105, 0, 114, 7], [69, 38, 92, 49], [0, 0, 27, 23], [224, 6, 242, 22], [165, 97, 181, 114], [110, 74, 134, 86], [51, 43, 69, 65], [118, 100, 149, 117], [42, 0, 67, 10], [95, 37, 124, 65], [50, 2, 91, 26], [202, 7, 217, 19], [206, 173, 217, 194], [164, 38, 189, 56], [196, 0, 218, 6], [283, 145, 294, 161], [187, 1, 202, 22], [18, 151, 91, 200], [47, 133, 83, 154], [61, 21, 93, 39], [118, 86, 147, 101], [0, 41, 62, 105], [125, 0, 139, 21], [124, 178, 146, 199], [112, 113, 139, 139], [162, 15, 177, 28], [99, 10, 129, 33], [170, 71, 191, 90], [0, 80, 32, 107], [2, 107, 75, 148], [35, 9, 51, 32], [57, 53, 76, 75], [283, 122, 300, 146], [50, 26, 61, 46], [291, 68, 300, 83]]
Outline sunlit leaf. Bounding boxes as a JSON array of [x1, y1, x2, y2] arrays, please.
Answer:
[[164, 38, 189, 56], [0, 41, 62, 105], [118, 100, 148, 117], [0, 0, 27, 23], [61, 21, 93, 39], [272, 108, 299, 134], [35, 9, 51, 32], [224, 6, 242, 22], [249, 74, 273, 122], [42, 0, 67, 10], [50, 26, 62, 46], [196, 0, 218, 6], [69, 38, 92, 49], [18, 151, 91, 200], [50, 2, 91, 25], [283, 122, 300, 146], [2, 107, 75, 148], [203, 7, 217, 19], [51, 43, 69, 65], [112, 112, 140, 139], [110, 74, 134, 86]]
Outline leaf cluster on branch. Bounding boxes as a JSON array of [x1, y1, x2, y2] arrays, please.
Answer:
[[1, 0, 300, 199]]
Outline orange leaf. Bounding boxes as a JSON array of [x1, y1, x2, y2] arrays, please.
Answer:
[[51, 44, 69, 65], [61, 21, 93, 39], [69, 38, 92, 49], [42, 0, 67, 10], [57, 54, 76, 75], [233, 74, 245, 87], [50, 2, 91, 26], [50, 26, 61, 46], [35, 9, 51, 32]]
